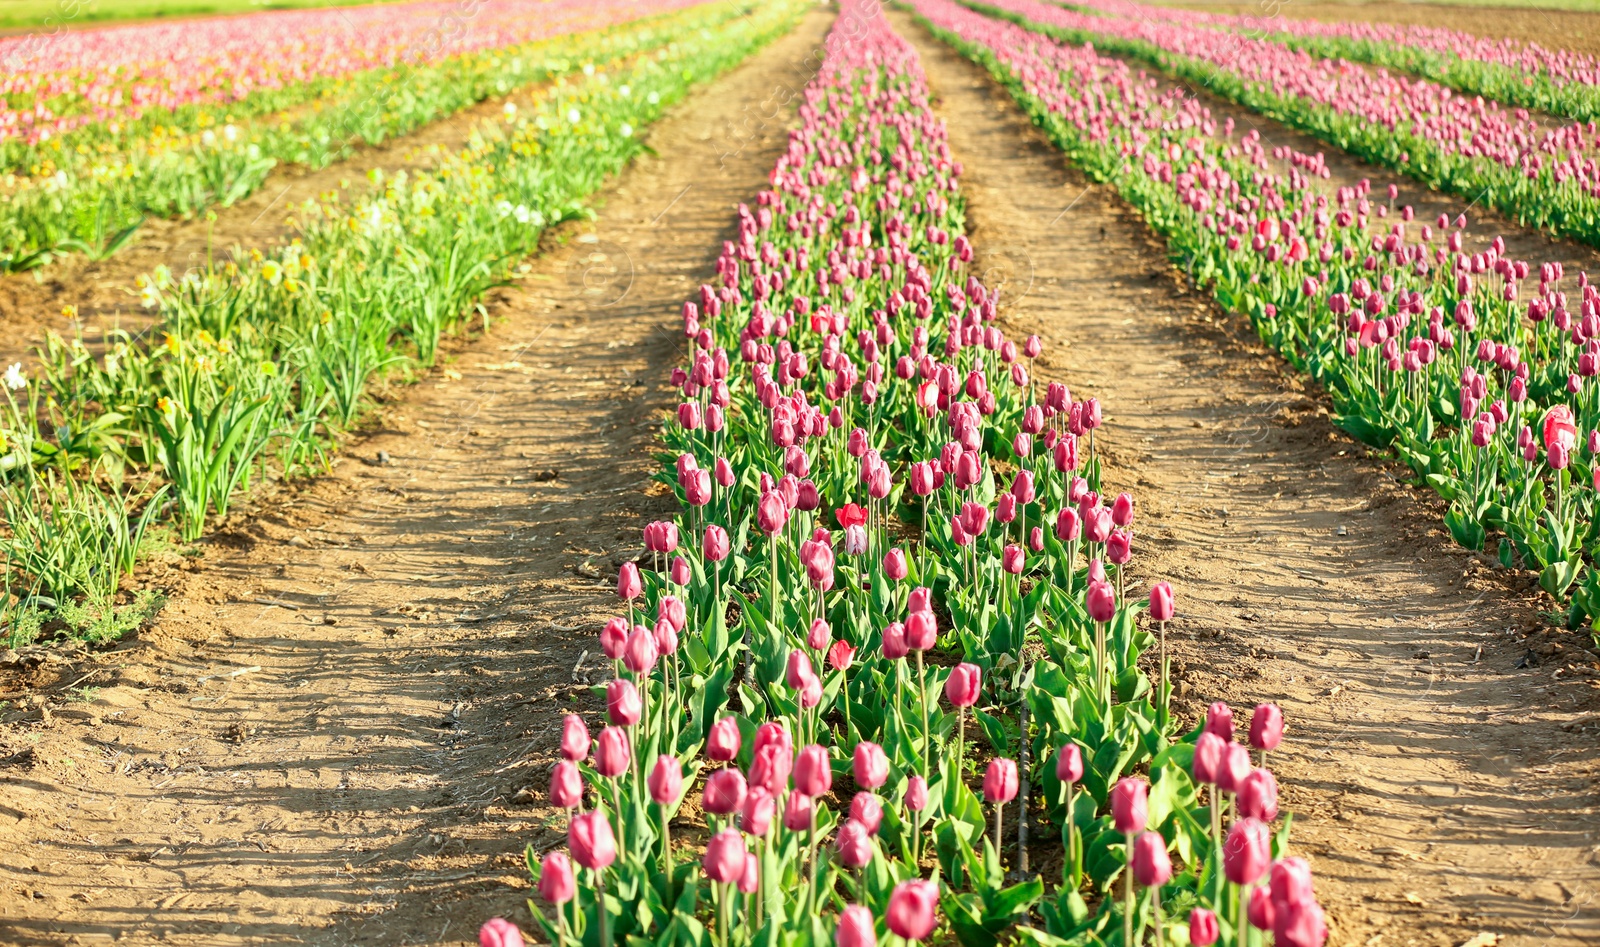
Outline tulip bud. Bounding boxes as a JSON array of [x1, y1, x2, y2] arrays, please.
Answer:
[[702, 828, 747, 883], [905, 774, 928, 812], [795, 744, 833, 797], [704, 768, 747, 815], [883, 547, 908, 580], [1238, 768, 1279, 821], [1224, 817, 1272, 884], [851, 740, 890, 789], [836, 818, 874, 868], [783, 790, 815, 831], [599, 616, 628, 659], [1249, 885, 1277, 931], [908, 586, 932, 613], [829, 639, 856, 671], [1189, 909, 1220, 947], [616, 562, 641, 600], [1110, 777, 1148, 834], [1086, 580, 1116, 623], [1249, 703, 1284, 752], [670, 556, 691, 586], [836, 904, 876, 947], [882, 621, 908, 659], [786, 650, 815, 691], [568, 810, 617, 870], [1056, 743, 1083, 782], [1148, 581, 1174, 622], [741, 786, 776, 836], [1217, 742, 1252, 794], [606, 678, 641, 726], [704, 525, 730, 562], [1111, 492, 1134, 526], [550, 756, 584, 807], [886, 880, 940, 941], [944, 663, 982, 708], [649, 755, 683, 805], [1205, 701, 1235, 742], [905, 609, 937, 650], [561, 714, 591, 761], [850, 792, 884, 835], [537, 852, 576, 905], [983, 758, 1019, 803], [624, 625, 659, 675], [481, 918, 527, 947], [1193, 731, 1225, 784], [1132, 830, 1173, 887], [1275, 898, 1328, 947]]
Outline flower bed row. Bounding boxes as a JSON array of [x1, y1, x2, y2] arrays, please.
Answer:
[[0, 0, 804, 644], [0, 0, 721, 270], [1069, 0, 1600, 123], [496, 4, 1326, 947], [965, 0, 1600, 255], [910, 0, 1600, 625]]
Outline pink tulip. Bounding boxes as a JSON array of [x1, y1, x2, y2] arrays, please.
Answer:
[[882, 621, 908, 660], [537, 851, 576, 905], [480, 918, 526, 947], [704, 525, 730, 562], [1250, 703, 1284, 752], [1086, 580, 1116, 623], [1131, 830, 1172, 887], [749, 744, 792, 795], [836, 818, 874, 868], [1238, 768, 1279, 821], [1205, 701, 1235, 742], [707, 716, 741, 762], [795, 744, 832, 797], [1270, 857, 1317, 910], [782, 790, 814, 831], [561, 714, 590, 761], [623, 625, 658, 675], [617, 562, 641, 600], [741, 786, 776, 836], [1193, 731, 1226, 784], [702, 828, 747, 883], [606, 679, 641, 727], [853, 741, 889, 789], [1189, 909, 1220, 947], [886, 880, 939, 941], [905, 609, 937, 650], [569, 810, 617, 870], [594, 726, 631, 778], [808, 618, 832, 651], [905, 775, 929, 812], [600, 617, 628, 659], [1056, 743, 1083, 782], [1224, 817, 1272, 884], [883, 547, 908, 580], [836, 904, 877, 947], [1217, 742, 1253, 794], [829, 640, 857, 671], [983, 758, 1019, 803], [787, 649, 816, 690], [703, 768, 747, 815], [1148, 582, 1174, 621], [1110, 777, 1148, 834], [648, 755, 683, 805], [850, 792, 884, 835], [1276, 899, 1329, 947], [1249, 887, 1277, 931], [550, 760, 584, 809], [1002, 544, 1025, 574]]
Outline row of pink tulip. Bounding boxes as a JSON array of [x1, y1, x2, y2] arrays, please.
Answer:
[[476, 2, 1328, 946], [0, 0, 697, 148]]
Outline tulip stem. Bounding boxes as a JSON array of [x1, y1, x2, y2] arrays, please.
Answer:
[[1018, 698, 1030, 877], [916, 650, 930, 770], [595, 869, 611, 947], [660, 808, 672, 878], [1157, 619, 1169, 733], [1237, 883, 1250, 947], [1151, 886, 1164, 947], [1124, 831, 1136, 947]]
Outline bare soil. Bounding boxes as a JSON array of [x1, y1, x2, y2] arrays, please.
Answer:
[[0, 8, 833, 945], [894, 10, 1600, 947], [1154, 1, 1600, 60]]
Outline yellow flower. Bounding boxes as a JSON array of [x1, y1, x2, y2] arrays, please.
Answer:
[[162, 334, 180, 355], [259, 361, 278, 376]]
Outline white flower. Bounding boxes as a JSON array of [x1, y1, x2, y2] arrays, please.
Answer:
[[502, 102, 517, 119], [567, 107, 581, 124], [619, 84, 630, 97], [647, 91, 660, 105], [223, 124, 238, 142], [200, 129, 216, 147], [496, 200, 514, 219], [619, 123, 633, 138], [140, 285, 159, 309], [583, 63, 595, 76], [4, 363, 26, 390]]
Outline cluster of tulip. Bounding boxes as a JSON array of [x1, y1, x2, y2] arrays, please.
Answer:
[[478, 4, 1321, 946], [918, 0, 1600, 628], [0, 1, 803, 644], [969, 0, 1600, 254], [1070, 0, 1600, 122], [0, 0, 722, 270]]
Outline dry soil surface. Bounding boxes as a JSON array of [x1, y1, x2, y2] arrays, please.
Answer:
[[0, 9, 832, 945], [895, 9, 1600, 947]]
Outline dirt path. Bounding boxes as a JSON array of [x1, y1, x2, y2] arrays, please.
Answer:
[[0, 9, 832, 945], [894, 11, 1600, 947]]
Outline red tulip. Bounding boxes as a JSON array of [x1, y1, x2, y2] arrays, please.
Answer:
[[706, 718, 742, 763], [480, 918, 526, 947], [1002, 544, 1025, 574], [1224, 817, 1272, 885], [568, 810, 616, 870], [795, 744, 832, 797], [983, 758, 1018, 803], [537, 851, 575, 905], [886, 879, 939, 941], [606, 679, 641, 726], [828, 639, 856, 671], [1131, 830, 1172, 887], [836, 502, 868, 528], [853, 741, 888, 789], [702, 828, 747, 883], [1055, 507, 1081, 541], [550, 760, 583, 809], [703, 768, 747, 815], [649, 755, 683, 805], [1189, 909, 1220, 947], [1249, 703, 1284, 752], [560, 714, 590, 761], [836, 904, 876, 947]]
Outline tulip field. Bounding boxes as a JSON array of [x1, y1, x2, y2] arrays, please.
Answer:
[[4, 0, 1600, 944]]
